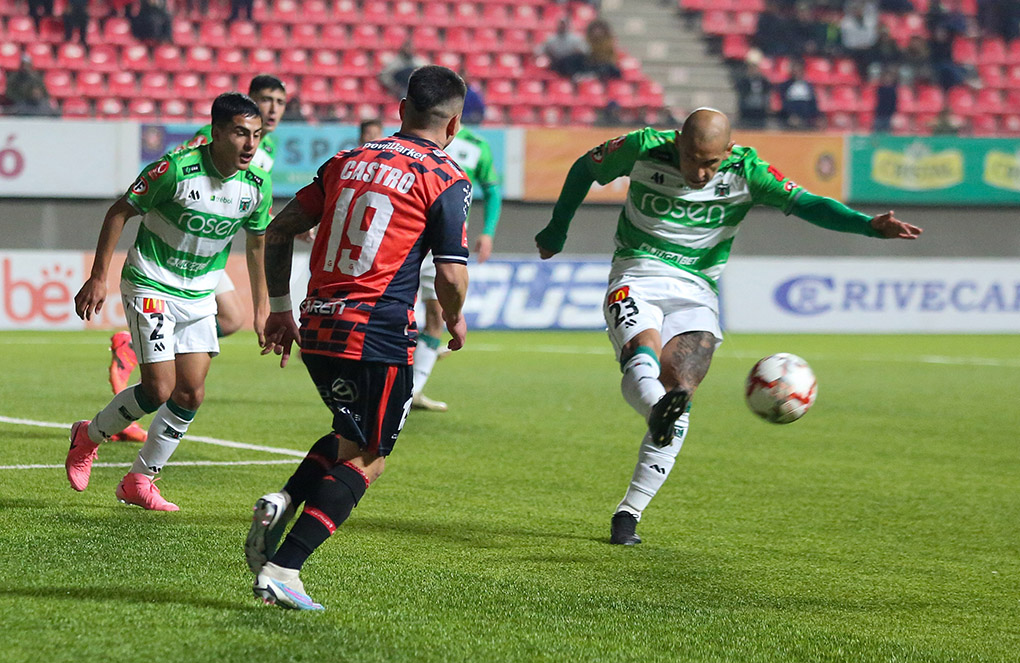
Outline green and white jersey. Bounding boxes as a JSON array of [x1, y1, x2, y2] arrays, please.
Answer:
[[187, 125, 277, 173], [122, 144, 272, 300], [446, 127, 498, 189], [587, 128, 804, 292]]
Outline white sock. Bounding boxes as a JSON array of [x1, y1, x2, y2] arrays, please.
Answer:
[[616, 410, 691, 519], [412, 334, 441, 397], [90, 384, 159, 442], [130, 399, 196, 477], [621, 348, 665, 420]]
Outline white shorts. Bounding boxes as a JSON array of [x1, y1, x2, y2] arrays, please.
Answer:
[[602, 273, 723, 362], [419, 260, 437, 302], [122, 293, 219, 365], [214, 272, 236, 295]]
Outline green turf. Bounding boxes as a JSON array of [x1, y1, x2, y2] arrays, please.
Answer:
[[1, 331, 1018, 663]]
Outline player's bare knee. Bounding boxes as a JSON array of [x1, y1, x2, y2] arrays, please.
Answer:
[[172, 385, 204, 410]]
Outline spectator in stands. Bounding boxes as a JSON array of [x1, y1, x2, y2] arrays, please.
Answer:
[[182, 0, 210, 16], [866, 24, 902, 81], [929, 106, 963, 134], [228, 0, 254, 22], [538, 18, 590, 79], [929, 24, 969, 88], [754, 0, 796, 57], [9, 82, 59, 117], [378, 40, 428, 98], [28, 0, 55, 31], [461, 75, 486, 125], [901, 35, 935, 85], [63, 0, 91, 45], [4, 55, 46, 107], [778, 59, 821, 129], [130, 0, 172, 43], [879, 0, 914, 12], [978, 0, 1020, 41], [840, 0, 880, 78], [926, 0, 968, 37], [873, 66, 899, 132], [106, 0, 134, 17], [585, 18, 622, 80], [734, 50, 772, 129], [790, 2, 834, 55]]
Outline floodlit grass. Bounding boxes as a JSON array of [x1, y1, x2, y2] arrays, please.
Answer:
[[1, 331, 1018, 663]]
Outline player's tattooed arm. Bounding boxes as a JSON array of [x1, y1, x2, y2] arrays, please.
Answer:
[[662, 331, 716, 392], [264, 199, 318, 296]]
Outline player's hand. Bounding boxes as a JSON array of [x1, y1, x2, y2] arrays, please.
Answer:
[[536, 241, 558, 260], [260, 311, 301, 368], [474, 234, 494, 263], [295, 226, 317, 243], [73, 276, 107, 321], [443, 310, 467, 351], [252, 308, 268, 348], [870, 211, 922, 239]]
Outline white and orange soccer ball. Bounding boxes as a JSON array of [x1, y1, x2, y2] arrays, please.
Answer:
[[745, 353, 818, 424]]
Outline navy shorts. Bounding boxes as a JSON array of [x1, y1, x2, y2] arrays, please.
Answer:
[[301, 353, 413, 457]]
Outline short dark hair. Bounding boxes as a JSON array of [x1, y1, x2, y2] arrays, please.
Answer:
[[248, 75, 286, 97], [360, 118, 383, 133], [404, 65, 467, 129], [211, 92, 261, 127]]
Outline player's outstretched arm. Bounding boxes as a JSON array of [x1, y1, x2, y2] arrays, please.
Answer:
[[870, 211, 923, 239], [536, 155, 597, 260], [245, 232, 269, 346], [74, 196, 136, 321], [261, 199, 318, 367], [435, 262, 469, 351]]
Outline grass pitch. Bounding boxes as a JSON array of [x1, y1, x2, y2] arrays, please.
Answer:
[[1, 330, 1018, 663]]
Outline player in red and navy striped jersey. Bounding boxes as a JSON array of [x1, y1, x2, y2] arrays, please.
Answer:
[[243, 66, 471, 611]]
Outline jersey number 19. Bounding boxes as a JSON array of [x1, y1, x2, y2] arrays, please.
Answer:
[[323, 188, 394, 277]]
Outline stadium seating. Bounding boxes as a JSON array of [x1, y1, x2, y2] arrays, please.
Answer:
[[2, 0, 665, 125]]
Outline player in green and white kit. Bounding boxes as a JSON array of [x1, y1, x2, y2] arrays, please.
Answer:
[[412, 125, 502, 411], [68, 93, 272, 511], [536, 109, 922, 545]]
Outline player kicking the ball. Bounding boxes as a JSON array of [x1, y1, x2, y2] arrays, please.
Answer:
[[67, 93, 271, 510], [535, 108, 922, 545], [245, 66, 471, 610]]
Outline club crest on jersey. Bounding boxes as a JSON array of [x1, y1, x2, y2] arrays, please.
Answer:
[[590, 144, 605, 163], [784, 180, 798, 192], [607, 136, 626, 153], [608, 286, 630, 304], [715, 182, 731, 196], [239, 196, 252, 212], [142, 298, 165, 314], [130, 177, 148, 195]]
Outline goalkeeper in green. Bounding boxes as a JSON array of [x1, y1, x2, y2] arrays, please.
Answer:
[[535, 108, 922, 545]]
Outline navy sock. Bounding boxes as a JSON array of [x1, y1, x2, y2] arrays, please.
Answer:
[[283, 433, 340, 507]]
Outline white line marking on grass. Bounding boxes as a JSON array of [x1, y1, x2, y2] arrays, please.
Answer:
[[0, 415, 307, 458], [469, 344, 1020, 368], [0, 460, 297, 470]]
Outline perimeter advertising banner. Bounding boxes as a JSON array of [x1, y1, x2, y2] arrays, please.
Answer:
[[722, 257, 1020, 333], [523, 128, 845, 202], [140, 123, 522, 199], [0, 250, 611, 331], [0, 119, 140, 198], [848, 135, 1020, 204]]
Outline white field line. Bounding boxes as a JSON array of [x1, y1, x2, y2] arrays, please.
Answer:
[[0, 415, 307, 458], [467, 344, 1020, 368], [0, 460, 296, 470]]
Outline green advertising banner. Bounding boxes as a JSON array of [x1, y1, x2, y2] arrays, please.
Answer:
[[849, 135, 1020, 205]]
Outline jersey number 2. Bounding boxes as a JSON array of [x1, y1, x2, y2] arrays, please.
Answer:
[[322, 188, 394, 276]]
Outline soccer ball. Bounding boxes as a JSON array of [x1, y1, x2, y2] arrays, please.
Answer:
[[745, 353, 818, 424]]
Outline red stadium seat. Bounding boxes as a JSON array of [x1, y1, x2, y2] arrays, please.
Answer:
[[913, 85, 944, 113], [61, 97, 92, 118], [502, 28, 531, 54], [454, 3, 482, 27], [251, 48, 277, 71], [734, 11, 759, 35], [722, 34, 750, 61], [381, 25, 410, 50], [260, 23, 289, 47], [351, 24, 380, 49], [411, 25, 442, 52], [280, 49, 309, 75], [216, 47, 245, 74], [635, 79, 664, 107], [392, 1, 419, 25], [0, 43, 21, 71], [979, 38, 1007, 65], [270, 0, 302, 24], [153, 45, 183, 73], [185, 46, 215, 73], [546, 78, 576, 107], [361, 76, 389, 104], [291, 23, 320, 48], [192, 98, 212, 119], [121, 44, 151, 71], [311, 50, 342, 76], [951, 37, 978, 65], [826, 85, 864, 113], [465, 53, 493, 79], [481, 3, 510, 28], [206, 73, 236, 98], [108, 71, 137, 97], [87, 45, 119, 73], [7, 16, 36, 43], [516, 79, 546, 106], [445, 26, 475, 53], [576, 78, 606, 106], [362, 0, 389, 24], [1005, 65, 1020, 89], [161, 99, 190, 122], [760, 56, 791, 84], [701, 10, 730, 36], [301, 76, 333, 104], [508, 104, 538, 125], [174, 72, 203, 101], [341, 51, 372, 77], [333, 0, 360, 24], [320, 23, 348, 47], [198, 21, 227, 44], [803, 57, 834, 85], [1002, 113, 1020, 135], [485, 79, 516, 105], [38, 17, 64, 44], [492, 53, 523, 79], [96, 97, 125, 120], [44, 70, 74, 98], [334, 77, 362, 102], [512, 4, 542, 30], [433, 51, 463, 73], [976, 88, 1005, 114], [228, 21, 258, 48], [172, 18, 195, 45], [140, 71, 172, 101], [971, 113, 998, 135], [827, 111, 856, 131], [301, 0, 330, 24], [25, 42, 55, 69], [947, 86, 976, 114], [569, 106, 598, 125], [421, 2, 451, 27], [538, 106, 563, 126], [978, 64, 1004, 88], [832, 58, 861, 85], [128, 98, 157, 120], [1007, 40, 1020, 65]]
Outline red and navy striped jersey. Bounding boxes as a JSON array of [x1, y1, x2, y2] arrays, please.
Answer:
[[294, 132, 471, 364]]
